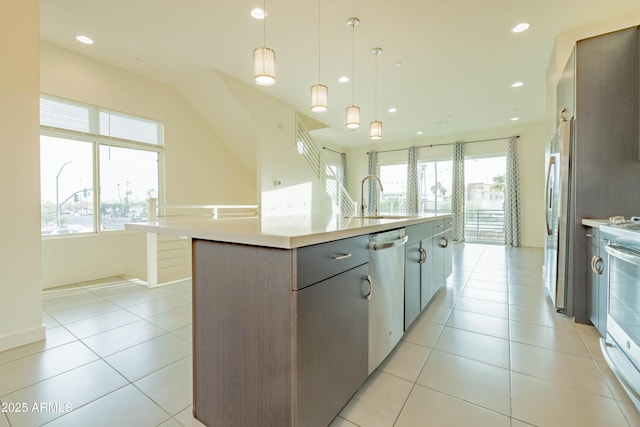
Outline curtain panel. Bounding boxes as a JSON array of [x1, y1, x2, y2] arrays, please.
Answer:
[[505, 136, 521, 246], [367, 151, 380, 215], [452, 141, 465, 242], [406, 146, 419, 214]]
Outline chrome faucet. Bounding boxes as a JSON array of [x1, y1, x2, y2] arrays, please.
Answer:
[[360, 175, 384, 216]]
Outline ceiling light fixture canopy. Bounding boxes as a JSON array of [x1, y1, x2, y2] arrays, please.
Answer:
[[370, 47, 383, 140], [253, 0, 275, 86], [310, 0, 328, 112]]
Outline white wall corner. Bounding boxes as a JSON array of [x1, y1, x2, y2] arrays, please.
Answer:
[[0, 326, 46, 353]]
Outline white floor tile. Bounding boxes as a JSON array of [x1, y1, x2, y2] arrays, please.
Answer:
[[395, 384, 510, 427], [461, 287, 508, 304], [43, 385, 170, 427], [147, 305, 192, 332], [329, 416, 359, 427], [157, 418, 182, 427], [46, 300, 122, 325], [510, 320, 591, 358], [417, 350, 511, 415], [510, 341, 612, 397], [105, 334, 191, 382], [447, 309, 510, 339], [511, 372, 628, 427], [64, 309, 140, 338], [0, 326, 77, 366], [81, 320, 167, 358], [508, 305, 576, 332], [377, 341, 431, 382], [402, 318, 444, 348], [3, 360, 127, 427], [125, 295, 189, 319], [0, 413, 8, 427], [172, 324, 192, 343], [454, 296, 509, 319], [618, 400, 640, 426], [135, 356, 192, 415], [0, 341, 98, 397], [339, 370, 413, 427], [174, 406, 206, 427], [434, 326, 510, 369]]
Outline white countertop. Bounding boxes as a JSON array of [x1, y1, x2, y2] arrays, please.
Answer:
[[582, 218, 610, 228], [125, 214, 451, 249]]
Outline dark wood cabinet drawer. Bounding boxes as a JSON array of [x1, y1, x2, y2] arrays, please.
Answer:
[[406, 222, 433, 246], [295, 235, 369, 290]]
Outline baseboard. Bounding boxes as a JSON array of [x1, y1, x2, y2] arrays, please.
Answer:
[[0, 325, 46, 353]]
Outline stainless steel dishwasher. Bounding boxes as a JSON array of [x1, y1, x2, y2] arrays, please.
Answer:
[[368, 228, 408, 373]]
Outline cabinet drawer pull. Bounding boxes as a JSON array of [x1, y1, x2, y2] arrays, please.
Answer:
[[590, 255, 604, 275], [586, 233, 594, 238], [333, 253, 352, 260], [439, 237, 449, 248], [364, 275, 372, 300], [419, 247, 426, 264]]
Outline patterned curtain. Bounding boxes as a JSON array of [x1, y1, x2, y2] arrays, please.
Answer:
[[340, 153, 348, 189], [452, 141, 465, 242], [367, 151, 379, 215], [505, 136, 521, 246], [406, 146, 419, 214]]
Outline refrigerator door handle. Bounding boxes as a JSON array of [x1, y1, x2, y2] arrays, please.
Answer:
[[545, 156, 556, 236]]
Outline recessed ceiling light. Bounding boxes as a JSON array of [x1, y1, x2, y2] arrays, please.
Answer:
[[512, 23, 530, 33], [76, 35, 93, 45], [338, 76, 349, 83], [511, 117, 520, 121], [388, 107, 397, 113], [394, 62, 403, 67], [251, 8, 267, 20], [417, 131, 423, 135], [511, 81, 524, 88]]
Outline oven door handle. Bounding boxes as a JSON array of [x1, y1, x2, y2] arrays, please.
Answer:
[[605, 244, 640, 267]]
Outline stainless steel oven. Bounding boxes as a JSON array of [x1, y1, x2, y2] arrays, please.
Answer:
[[600, 223, 640, 410]]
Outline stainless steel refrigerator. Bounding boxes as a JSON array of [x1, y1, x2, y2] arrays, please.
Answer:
[[544, 119, 571, 312], [544, 26, 640, 321]]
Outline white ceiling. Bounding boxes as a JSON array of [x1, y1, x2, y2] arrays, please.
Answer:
[[40, 0, 640, 147]]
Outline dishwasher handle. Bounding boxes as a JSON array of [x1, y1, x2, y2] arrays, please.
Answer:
[[370, 235, 409, 251]]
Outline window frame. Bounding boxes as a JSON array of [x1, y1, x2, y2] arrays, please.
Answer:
[[40, 94, 164, 237]]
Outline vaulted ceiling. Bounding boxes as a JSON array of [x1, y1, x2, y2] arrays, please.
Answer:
[[40, 0, 640, 147]]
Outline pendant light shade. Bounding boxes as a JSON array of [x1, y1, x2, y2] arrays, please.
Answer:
[[253, 47, 276, 86], [370, 47, 383, 140], [370, 121, 382, 139], [253, 0, 275, 86], [346, 18, 360, 129], [346, 105, 360, 129], [310, 0, 328, 112], [311, 84, 328, 112]]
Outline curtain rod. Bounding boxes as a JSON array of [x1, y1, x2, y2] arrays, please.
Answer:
[[367, 135, 519, 154], [322, 146, 345, 155]]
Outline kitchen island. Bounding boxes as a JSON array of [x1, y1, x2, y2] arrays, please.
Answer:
[[126, 213, 452, 427]]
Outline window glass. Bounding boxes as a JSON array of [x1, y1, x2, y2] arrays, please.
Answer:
[[418, 160, 452, 214], [379, 164, 407, 213], [40, 135, 94, 234], [99, 145, 158, 230], [464, 156, 506, 242], [99, 110, 162, 145]]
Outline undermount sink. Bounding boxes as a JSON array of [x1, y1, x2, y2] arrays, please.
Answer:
[[354, 215, 416, 220]]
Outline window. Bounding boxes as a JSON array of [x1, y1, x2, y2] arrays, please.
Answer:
[[464, 156, 506, 242], [379, 160, 452, 215], [40, 95, 163, 235]]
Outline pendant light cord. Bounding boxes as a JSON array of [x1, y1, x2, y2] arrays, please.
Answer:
[[263, 0, 267, 46], [351, 23, 355, 104], [374, 53, 378, 121], [317, 0, 321, 83]]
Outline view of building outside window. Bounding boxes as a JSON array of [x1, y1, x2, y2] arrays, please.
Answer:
[[465, 156, 506, 242], [40, 95, 162, 236], [373, 154, 507, 242]]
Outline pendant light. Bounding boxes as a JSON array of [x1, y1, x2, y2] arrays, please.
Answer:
[[346, 18, 360, 129], [370, 47, 383, 140], [310, 0, 328, 112], [253, 0, 276, 86]]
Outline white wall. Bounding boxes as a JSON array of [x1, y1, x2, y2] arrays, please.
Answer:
[[216, 74, 335, 225], [40, 43, 257, 288], [343, 121, 546, 248], [0, 0, 45, 351]]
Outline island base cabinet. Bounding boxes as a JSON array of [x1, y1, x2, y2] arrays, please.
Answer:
[[296, 264, 369, 427], [192, 238, 369, 427], [192, 240, 295, 427]]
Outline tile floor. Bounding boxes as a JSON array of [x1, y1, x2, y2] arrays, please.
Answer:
[[1, 244, 639, 426]]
